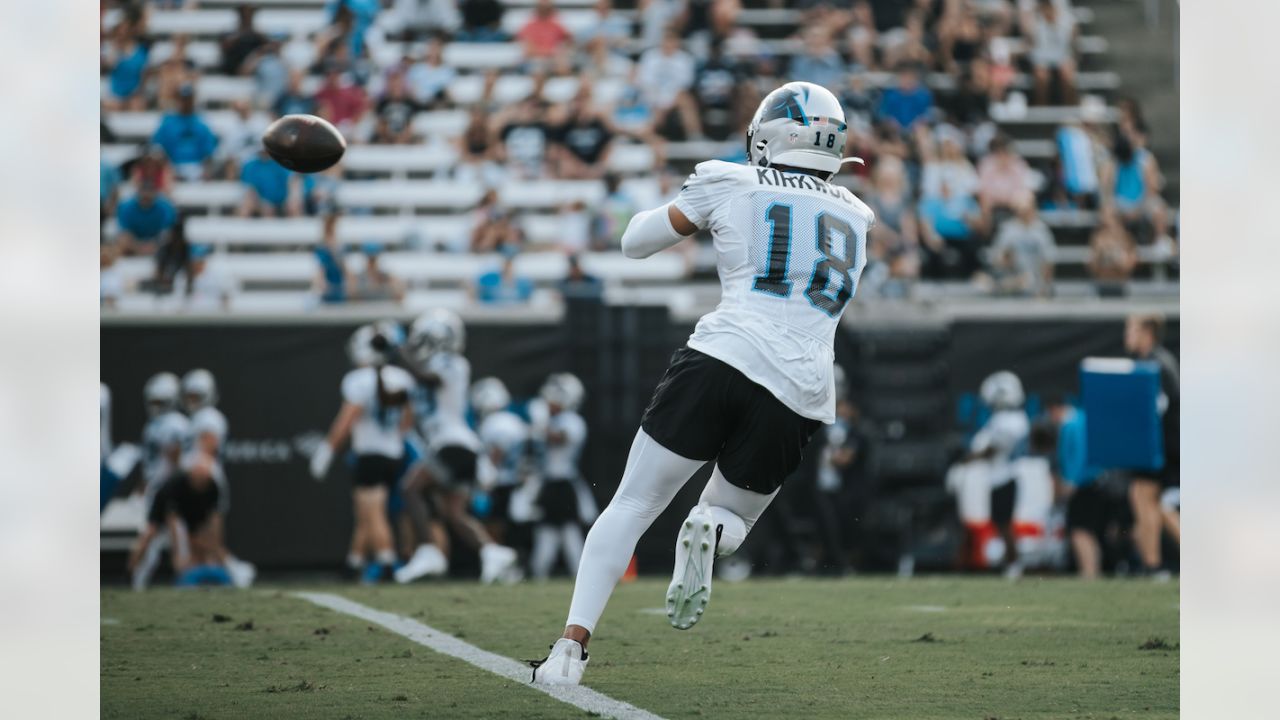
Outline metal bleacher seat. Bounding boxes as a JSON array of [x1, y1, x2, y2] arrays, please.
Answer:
[[107, 8, 330, 38], [441, 43, 526, 70], [341, 143, 460, 176], [411, 110, 471, 139], [183, 215, 472, 248]]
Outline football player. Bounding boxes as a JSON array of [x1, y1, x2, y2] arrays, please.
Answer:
[[398, 310, 519, 584], [529, 373, 596, 581], [311, 322, 416, 584], [132, 372, 193, 589], [532, 81, 873, 684], [181, 369, 256, 588]]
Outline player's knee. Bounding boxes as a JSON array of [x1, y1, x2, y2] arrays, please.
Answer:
[[705, 505, 748, 557]]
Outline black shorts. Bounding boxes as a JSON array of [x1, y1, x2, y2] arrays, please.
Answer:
[[990, 480, 1016, 526], [433, 445, 478, 486], [354, 454, 401, 489], [537, 478, 580, 525], [640, 347, 823, 495], [1131, 459, 1179, 489], [1066, 483, 1108, 538]]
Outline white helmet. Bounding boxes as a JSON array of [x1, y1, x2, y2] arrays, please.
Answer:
[[746, 81, 851, 179], [408, 309, 465, 361], [540, 373, 585, 412], [470, 377, 512, 418], [980, 371, 1025, 410], [347, 320, 404, 368], [181, 368, 218, 411], [144, 372, 180, 416]]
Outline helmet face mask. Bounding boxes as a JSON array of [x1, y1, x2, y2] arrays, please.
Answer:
[[408, 309, 465, 362], [980, 371, 1025, 410], [144, 372, 181, 417], [470, 377, 511, 418], [540, 373, 585, 413], [181, 369, 218, 412], [746, 81, 849, 179]]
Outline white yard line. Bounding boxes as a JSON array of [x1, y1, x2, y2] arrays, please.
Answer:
[[295, 592, 667, 720]]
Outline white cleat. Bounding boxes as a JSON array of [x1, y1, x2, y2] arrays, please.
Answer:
[[666, 503, 716, 630], [531, 638, 589, 686], [479, 544, 518, 585], [394, 544, 449, 584]]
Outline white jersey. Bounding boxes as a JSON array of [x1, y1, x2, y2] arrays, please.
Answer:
[[142, 411, 191, 491], [101, 384, 112, 462], [674, 160, 874, 423], [342, 365, 415, 459], [543, 411, 587, 480], [479, 410, 530, 487], [414, 352, 482, 452], [970, 408, 1030, 486]]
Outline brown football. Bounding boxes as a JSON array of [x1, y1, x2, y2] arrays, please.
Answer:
[[262, 114, 346, 173]]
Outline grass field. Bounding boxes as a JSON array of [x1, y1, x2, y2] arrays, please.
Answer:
[[101, 577, 1178, 719]]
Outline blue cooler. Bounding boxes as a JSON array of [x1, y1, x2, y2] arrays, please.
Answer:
[[1080, 357, 1164, 470]]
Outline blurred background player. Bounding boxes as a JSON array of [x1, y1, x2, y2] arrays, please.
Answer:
[[947, 370, 1030, 573], [311, 322, 415, 584], [399, 310, 519, 584], [529, 373, 596, 581], [180, 369, 255, 588], [470, 377, 530, 551], [100, 383, 141, 512], [129, 454, 232, 587], [1123, 313, 1180, 577], [131, 372, 191, 589]]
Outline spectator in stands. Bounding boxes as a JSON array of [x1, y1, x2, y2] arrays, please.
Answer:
[[405, 36, 456, 109], [919, 124, 979, 201], [101, 157, 122, 223], [102, 13, 149, 111], [383, 0, 462, 38], [313, 212, 350, 304], [152, 85, 219, 181], [989, 192, 1056, 297], [454, 106, 504, 187], [880, 9, 933, 70], [790, 28, 846, 93], [497, 97, 553, 180], [944, 57, 999, 126], [877, 64, 934, 133], [843, 0, 878, 70], [918, 179, 982, 280], [558, 254, 604, 301], [551, 201, 592, 254], [977, 133, 1033, 222], [219, 5, 267, 76], [1124, 313, 1180, 578], [274, 69, 318, 117], [694, 40, 751, 139], [474, 250, 535, 305], [865, 155, 919, 270], [116, 181, 178, 256], [839, 73, 879, 131], [1103, 132, 1174, 253], [238, 146, 304, 218], [152, 210, 192, 294], [323, 0, 383, 61], [1055, 121, 1101, 206], [471, 190, 524, 253], [129, 144, 176, 194], [241, 34, 290, 111], [351, 245, 406, 304], [518, 0, 574, 64], [458, 0, 507, 42], [1023, 0, 1077, 106], [636, 31, 704, 140], [552, 97, 616, 180], [1087, 206, 1138, 294], [372, 70, 423, 145], [153, 35, 198, 113], [591, 173, 636, 251], [937, 4, 984, 74], [218, 99, 270, 180], [315, 63, 370, 135], [175, 245, 236, 312], [578, 0, 632, 47]]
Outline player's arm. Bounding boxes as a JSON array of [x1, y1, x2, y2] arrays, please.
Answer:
[[620, 204, 697, 259], [311, 402, 362, 479]]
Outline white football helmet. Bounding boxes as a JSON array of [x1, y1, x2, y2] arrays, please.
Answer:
[[181, 369, 218, 411], [144, 372, 180, 416], [980, 371, 1025, 410], [470, 377, 511, 418], [540, 373, 585, 412], [348, 321, 404, 368], [746, 81, 852, 179], [408, 309, 465, 362]]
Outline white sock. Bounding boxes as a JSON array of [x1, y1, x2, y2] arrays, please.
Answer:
[[375, 549, 397, 566], [698, 465, 778, 556], [346, 553, 364, 570], [565, 430, 705, 633]]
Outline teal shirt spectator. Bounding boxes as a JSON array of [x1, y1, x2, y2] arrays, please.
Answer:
[[326, 0, 380, 57], [117, 195, 178, 242], [152, 112, 219, 165], [110, 44, 149, 98], [476, 269, 534, 304], [100, 160, 121, 206], [1058, 406, 1100, 486], [241, 155, 293, 207], [918, 194, 978, 241], [878, 84, 934, 130], [314, 245, 347, 303], [1113, 147, 1150, 211]]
